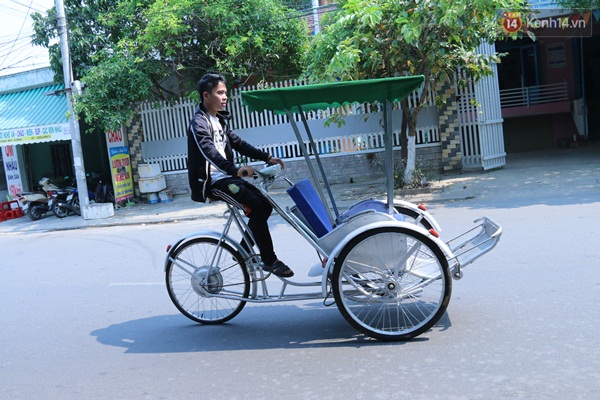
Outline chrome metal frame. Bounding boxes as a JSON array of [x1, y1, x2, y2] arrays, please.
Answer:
[[166, 101, 502, 305]]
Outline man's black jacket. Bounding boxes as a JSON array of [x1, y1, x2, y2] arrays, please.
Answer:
[[187, 104, 270, 202]]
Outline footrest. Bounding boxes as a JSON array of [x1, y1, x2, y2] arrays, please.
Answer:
[[446, 217, 502, 268]]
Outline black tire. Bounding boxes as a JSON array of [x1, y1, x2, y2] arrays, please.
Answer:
[[332, 227, 451, 341], [165, 237, 250, 324], [53, 203, 69, 218], [72, 197, 81, 216], [27, 203, 45, 221], [93, 187, 103, 203], [106, 189, 115, 204], [394, 206, 434, 230]]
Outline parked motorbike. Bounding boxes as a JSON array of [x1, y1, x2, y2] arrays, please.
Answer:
[[18, 191, 50, 221], [88, 172, 115, 204], [18, 178, 61, 221], [52, 186, 81, 218]]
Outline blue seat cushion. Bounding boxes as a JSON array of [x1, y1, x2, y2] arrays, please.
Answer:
[[286, 179, 333, 237]]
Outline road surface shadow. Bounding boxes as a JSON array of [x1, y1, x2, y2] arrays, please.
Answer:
[[91, 303, 452, 353]]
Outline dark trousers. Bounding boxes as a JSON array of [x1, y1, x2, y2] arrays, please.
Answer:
[[209, 178, 277, 266]]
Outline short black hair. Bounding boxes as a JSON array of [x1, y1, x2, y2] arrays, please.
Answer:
[[197, 73, 227, 103]]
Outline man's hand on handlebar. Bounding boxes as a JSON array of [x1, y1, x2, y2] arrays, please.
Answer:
[[237, 166, 255, 178], [237, 157, 284, 178], [268, 156, 285, 170]]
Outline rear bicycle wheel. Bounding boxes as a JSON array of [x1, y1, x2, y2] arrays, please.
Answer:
[[332, 227, 451, 341], [165, 237, 250, 324]]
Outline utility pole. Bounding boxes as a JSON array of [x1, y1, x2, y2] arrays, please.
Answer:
[[55, 0, 113, 219]]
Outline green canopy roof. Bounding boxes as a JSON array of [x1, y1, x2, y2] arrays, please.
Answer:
[[241, 75, 425, 114]]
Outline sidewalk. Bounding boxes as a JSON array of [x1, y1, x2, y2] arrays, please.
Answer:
[[1, 144, 599, 234]]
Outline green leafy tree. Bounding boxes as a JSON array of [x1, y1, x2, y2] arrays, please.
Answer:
[[72, 52, 155, 133], [281, 0, 313, 9], [31, 1, 126, 81], [303, 0, 529, 183], [31, 0, 308, 132], [132, 0, 308, 91], [555, 0, 599, 11]]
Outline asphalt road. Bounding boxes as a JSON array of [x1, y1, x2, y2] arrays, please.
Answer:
[[2, 188, 599, 399]]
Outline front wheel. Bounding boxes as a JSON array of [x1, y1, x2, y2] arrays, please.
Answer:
[[332, 227, 451, 341], [165, 237, 250, 324], [53, 203, 69, 218]]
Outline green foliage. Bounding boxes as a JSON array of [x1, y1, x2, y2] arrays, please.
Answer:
[[554, 0, 599, 11], [280, 0, 313, 9], [31, 1, 126, 82], [30, 0, 309, 132], [393, 160, 438, 189], [132, 0, 309, 80], [72, 53, 154, 132], [371, 153, 438, 189], [302, 0, 530, 180], [305, 0, 530, 88], [323, 112, 347, 128]]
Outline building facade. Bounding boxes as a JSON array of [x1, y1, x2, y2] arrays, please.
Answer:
[[0, 67, 110, 201], [497, 3, 600, 151]]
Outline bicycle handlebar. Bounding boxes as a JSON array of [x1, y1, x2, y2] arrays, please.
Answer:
[[245, 164, 287, 190], [257, 164, 281, 177]]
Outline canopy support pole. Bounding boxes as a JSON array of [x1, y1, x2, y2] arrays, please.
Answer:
[[285, 109, 335, 224], [383, 101, 395, 214], [298, 106, 340, 221]]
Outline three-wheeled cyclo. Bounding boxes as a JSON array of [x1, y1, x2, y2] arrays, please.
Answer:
[[164, 76, 502, 341]]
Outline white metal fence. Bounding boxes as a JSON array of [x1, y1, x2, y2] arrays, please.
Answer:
[[227, 78, 429, 130], [139, 78, 441, 173], [139, 99, 196, 172]]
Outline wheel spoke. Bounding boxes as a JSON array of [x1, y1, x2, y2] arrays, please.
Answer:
[[168, 256, 198, 277]]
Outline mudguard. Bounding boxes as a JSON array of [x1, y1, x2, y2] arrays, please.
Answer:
[[164, 230, 251, 271], [341, 198, 442, 232], [393, 199, 442, 232]]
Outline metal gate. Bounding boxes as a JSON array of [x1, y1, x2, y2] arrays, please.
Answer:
[[457, 42, 506, 170]]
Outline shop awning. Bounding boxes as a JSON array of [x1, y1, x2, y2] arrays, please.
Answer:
[[0, 83, 71, 146]]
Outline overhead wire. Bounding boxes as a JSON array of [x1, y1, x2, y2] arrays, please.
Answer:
[[8, 0, 46, 13], [0, 1, 339, 75], [0, 0, 53, 74], [0, 0, 35, 69]]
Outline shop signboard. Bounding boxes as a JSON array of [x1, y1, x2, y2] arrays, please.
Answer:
[[0, 123, 71, 146], [106, 129, 134, 203], [2, 145, 23, 200]]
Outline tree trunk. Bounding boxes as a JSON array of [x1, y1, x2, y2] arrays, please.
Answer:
[[403, 135, 416, 184], [399, 98, 409, 167], [402, 79, 429, 186], [403, 116, 419, 185]]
